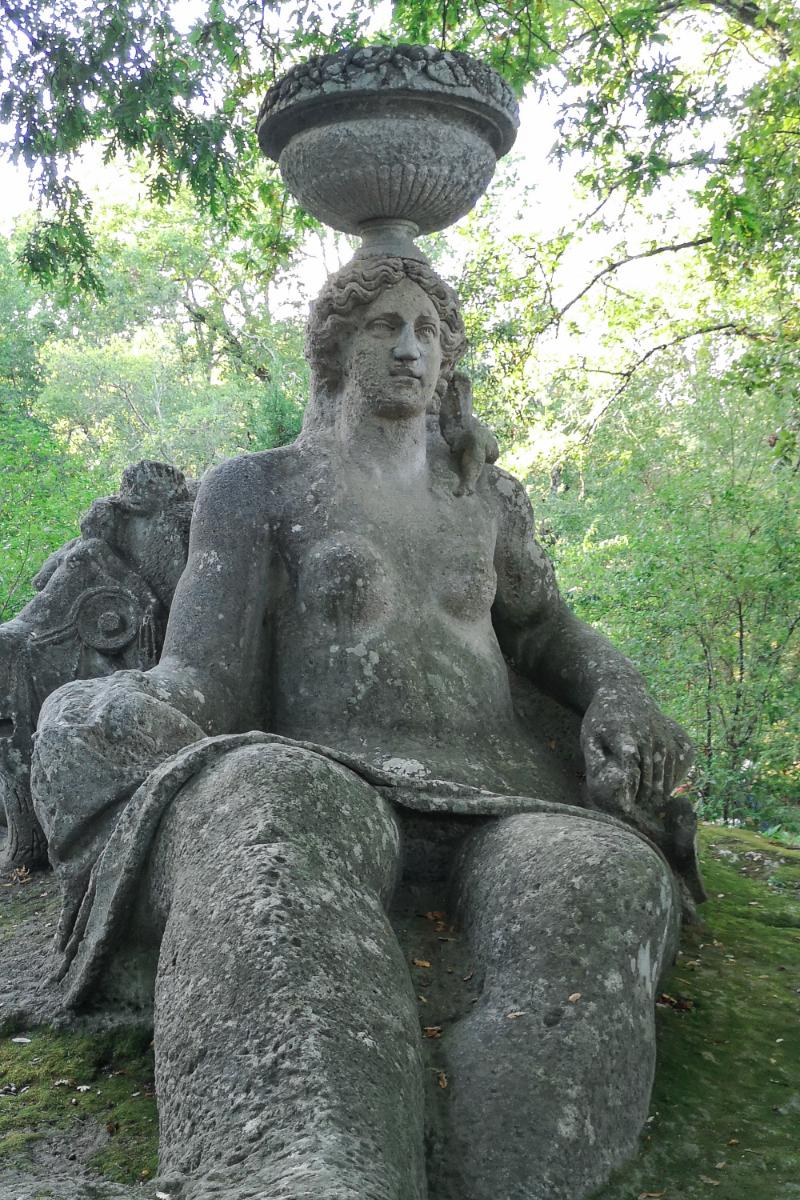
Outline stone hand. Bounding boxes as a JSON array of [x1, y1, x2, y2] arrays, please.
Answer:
[[580, 685, 694, 815]]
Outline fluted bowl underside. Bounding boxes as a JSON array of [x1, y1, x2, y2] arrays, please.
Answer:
[[278, 107, 497, 235]]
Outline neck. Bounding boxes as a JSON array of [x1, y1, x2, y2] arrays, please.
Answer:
[[335, 402, 428, 481]]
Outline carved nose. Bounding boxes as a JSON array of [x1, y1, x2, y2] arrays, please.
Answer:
[[393, 322, 420, 361]]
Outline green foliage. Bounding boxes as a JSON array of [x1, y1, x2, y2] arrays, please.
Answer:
[[0, 0, 375, 293], [597, 823, 800, 1199], [0, 186, 308, 619], [0, 0, 796, 829], [531, 342, 800, 822], [34, 328, 265, 476], [0, 401, 110, 619], [2, 1, 798, 301]]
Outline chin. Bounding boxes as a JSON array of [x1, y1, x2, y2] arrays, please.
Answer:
[[373, 386, 428, 419]]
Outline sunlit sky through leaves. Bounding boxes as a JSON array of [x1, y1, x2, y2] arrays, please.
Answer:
[[0, 2, 760, 328]]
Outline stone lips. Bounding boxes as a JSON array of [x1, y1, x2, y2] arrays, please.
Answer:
[[257, 44, 520, 237]]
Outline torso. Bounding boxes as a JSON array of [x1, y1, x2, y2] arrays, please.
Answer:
[[243, 434, 563, 794]]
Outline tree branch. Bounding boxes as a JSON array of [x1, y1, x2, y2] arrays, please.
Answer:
[[554, 236, 713, 328], [579, 321, 773, 440], [183, 301, 272, 383], [692, 0, 790, 55]]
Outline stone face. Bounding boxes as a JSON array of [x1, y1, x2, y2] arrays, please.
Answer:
[[26, 46, 703, 1200], [0, 462, 194, 868]]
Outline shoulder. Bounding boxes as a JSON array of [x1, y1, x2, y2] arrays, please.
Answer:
[[192, 445, 304, 529], [485, 466, 559, 617], [481, 464, 536, 535]]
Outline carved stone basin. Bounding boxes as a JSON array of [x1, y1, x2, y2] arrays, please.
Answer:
[[257, 44, 519, 242]]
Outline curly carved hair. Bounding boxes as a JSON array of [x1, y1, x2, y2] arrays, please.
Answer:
[[304, 256, 467, 427]]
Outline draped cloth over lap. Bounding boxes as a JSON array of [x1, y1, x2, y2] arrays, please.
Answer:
[[33, 726, 670, 1012]]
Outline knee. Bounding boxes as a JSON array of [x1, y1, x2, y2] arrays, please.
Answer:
[[467, 813, 671, 898], [456, 813, 678, 954]]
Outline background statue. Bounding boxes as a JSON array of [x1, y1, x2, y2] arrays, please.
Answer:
[[31, 252, 700, 1200], [0, 461, 194, 868]]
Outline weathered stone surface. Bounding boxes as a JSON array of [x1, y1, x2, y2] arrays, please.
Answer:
[[25, 46, 703, 1200], [257, 43, 518, 238], [439, 370, 500, 495], [0, 462, 194, 869]]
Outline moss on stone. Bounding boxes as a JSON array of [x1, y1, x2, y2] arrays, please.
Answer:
[[0, 1024, 158, 1184], [593, 824, 800, 1199], [2, 823, 798, 1194], [0, 875, 60, 935]]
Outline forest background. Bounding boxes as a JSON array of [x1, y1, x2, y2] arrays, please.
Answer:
[[0, 0, 798, 838]]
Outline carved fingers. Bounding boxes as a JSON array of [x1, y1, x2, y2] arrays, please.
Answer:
[[581, 688, 694, 816]]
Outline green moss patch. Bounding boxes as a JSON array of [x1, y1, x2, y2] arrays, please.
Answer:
[[594, 824, 800, 1199], [0, 1024, 157, 1185]]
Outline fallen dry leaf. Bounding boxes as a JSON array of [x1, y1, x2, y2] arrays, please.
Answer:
[[423, 1026, 442, 1039], [412, 959, 431, 969], [422, 911, 445, 922], [727, 1138, 739, 1146], [638, 1192, 665, 1198], [656, 992, 694, 1011], [437, 1071, 448, 1089], [567, 992, 582, 1003], [507, 1010, 526, 1019], [699, 1176, 721, 1186]]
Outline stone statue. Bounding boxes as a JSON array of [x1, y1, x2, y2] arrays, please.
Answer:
[[439, 371, 500, 496], [29, 45, 703, 1200], [0, 461, 194, 869]]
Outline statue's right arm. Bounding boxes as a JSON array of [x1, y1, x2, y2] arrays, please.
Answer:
[[147, 455, 273, 735], [31, 456, 274, 851]]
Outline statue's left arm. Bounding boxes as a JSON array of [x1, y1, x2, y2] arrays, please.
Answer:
[[490, 471, 693, 813]]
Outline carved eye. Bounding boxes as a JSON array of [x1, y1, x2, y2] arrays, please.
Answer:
[[417, 323, 438, 341], [369, 318, 395, 334]]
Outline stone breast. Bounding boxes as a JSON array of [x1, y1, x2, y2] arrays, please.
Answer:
[[437, 552, 497, 622], [298, 535, 496, 627], [299, 536, 391, 625]]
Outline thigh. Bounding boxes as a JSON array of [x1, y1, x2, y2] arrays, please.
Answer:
[[135, 742, 403, 941]]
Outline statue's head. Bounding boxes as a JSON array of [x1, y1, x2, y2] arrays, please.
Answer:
[[78, 461, 195, 608], [304, 256, 467, 430]]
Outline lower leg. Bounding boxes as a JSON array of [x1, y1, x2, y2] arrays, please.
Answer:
[[436, 815, 679, 1200]]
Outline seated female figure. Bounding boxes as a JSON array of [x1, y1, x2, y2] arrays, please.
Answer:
[[32, 255, 696, 1200]]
